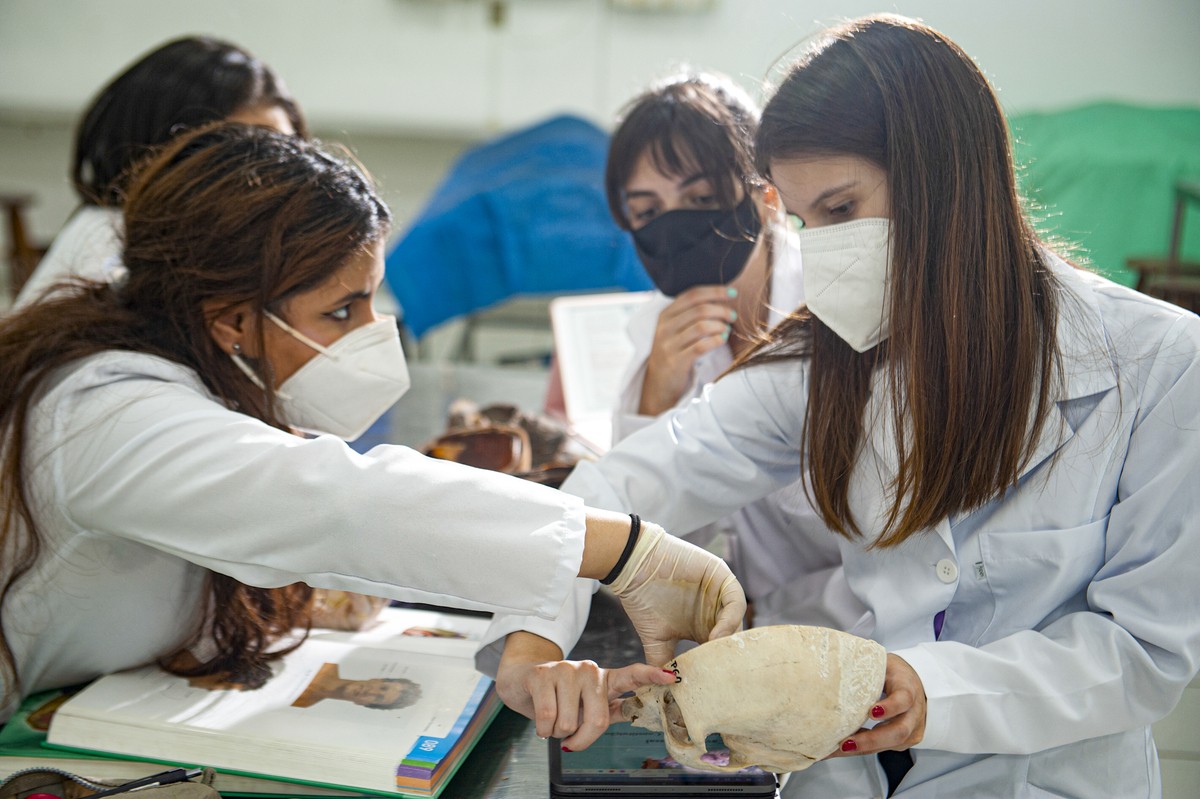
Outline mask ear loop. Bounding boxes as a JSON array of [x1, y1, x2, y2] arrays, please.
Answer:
[[231, 349, 270, 392], [228, 311, 311, 399], [263, 310, 335, 358]]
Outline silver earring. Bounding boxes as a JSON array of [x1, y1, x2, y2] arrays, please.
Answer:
[[232, 343, 242, 354]]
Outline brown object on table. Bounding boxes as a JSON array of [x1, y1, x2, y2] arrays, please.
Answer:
[[1126, 178, 1200, 313], [423, 399, 581, 487], [423, 424, 533, 474], [1, 192, 49, 300]]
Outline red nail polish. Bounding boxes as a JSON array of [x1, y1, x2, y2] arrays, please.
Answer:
[[871, 705, 886, 718], [562, 746, 573, 752], [662, 669, 676, 675], [841, 740, 857, 752]]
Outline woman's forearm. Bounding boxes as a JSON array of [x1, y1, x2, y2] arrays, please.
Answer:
[[578, 508, 635, 580]]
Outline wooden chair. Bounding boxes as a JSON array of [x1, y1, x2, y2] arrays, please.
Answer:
[[1127, 179, 1200, 313], [1, 193, 49, 301]]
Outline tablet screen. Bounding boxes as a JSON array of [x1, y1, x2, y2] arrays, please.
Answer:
[[549, 722, 778, 797]]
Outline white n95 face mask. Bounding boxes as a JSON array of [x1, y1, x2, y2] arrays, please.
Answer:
[[232, 312, 411, 441], [798, 218, 892, 352]]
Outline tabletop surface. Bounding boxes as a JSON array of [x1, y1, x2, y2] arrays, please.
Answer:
[[438, 590, 643, 799]]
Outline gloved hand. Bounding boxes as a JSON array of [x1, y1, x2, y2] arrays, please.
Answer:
[[608, 520, 746, 666]]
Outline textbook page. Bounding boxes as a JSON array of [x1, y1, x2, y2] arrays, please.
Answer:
[[45, 609, 500, 798], [550, 291, 654, 452]]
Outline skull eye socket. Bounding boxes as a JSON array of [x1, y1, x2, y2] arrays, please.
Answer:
[[661, 689, 692, 744], [623, 694, 647, 725]]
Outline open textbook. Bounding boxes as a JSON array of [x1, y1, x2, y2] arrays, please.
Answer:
[[31, 606, 499, 798], [0, 688, 369, 797]]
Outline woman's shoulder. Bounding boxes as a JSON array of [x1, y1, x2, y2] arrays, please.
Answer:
[[60, 205, 122, 236], [42, 206, 121, 264], [1066, 262, 1198, 338], [14, 207, 123, 308], [41, 350, 210, 407], [1051, 255, 1200, 375], [27, 352, 219, 466]]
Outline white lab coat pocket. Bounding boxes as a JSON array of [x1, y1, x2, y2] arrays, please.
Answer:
[[977, 517, 1108, 641]]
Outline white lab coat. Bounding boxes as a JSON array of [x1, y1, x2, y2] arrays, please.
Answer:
[[2, 351, 587, 722], [610, 223, 865, 631], [13, 206, 123, 309], [546, 255, 1200, 798]]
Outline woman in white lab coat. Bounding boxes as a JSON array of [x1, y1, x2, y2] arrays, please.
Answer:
[[602, 71, 863, 631], [514, 14, 1200, 797], [15, 35, 306, 309], [0, 124, 745, 740], [14, 37, 392, 633]]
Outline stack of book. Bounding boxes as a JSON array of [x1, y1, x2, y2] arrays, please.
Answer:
[[0, 606, 502, 798]]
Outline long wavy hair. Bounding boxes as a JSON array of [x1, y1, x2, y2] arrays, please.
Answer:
[[744, 15, 1062, 547], [73, 35, 307, 206], [0, 124, 391, 699]]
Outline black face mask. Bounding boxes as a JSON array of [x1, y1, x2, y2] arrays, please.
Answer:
[[631, 194, 762, 297]]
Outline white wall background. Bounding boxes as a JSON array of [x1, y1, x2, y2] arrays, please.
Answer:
[[2, 0, 1199, 257]]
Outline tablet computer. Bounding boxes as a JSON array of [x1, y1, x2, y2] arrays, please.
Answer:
[[549, 722, 778, 798]]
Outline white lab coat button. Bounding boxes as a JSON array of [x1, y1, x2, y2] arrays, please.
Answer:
[[936, 559, 958, 583]]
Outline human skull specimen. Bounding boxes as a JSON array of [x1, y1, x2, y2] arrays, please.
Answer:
[[621, 625, 886, 773]]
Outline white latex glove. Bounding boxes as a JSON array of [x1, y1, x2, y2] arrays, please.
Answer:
[[608, 520, 746, 666]]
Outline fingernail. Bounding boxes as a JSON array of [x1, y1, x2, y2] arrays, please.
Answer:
[[871, 705, 885, 718], [729, 310, 738, 321], [562, 745, 573, 752], [727, 287, 738, 297], [841, 740, 857, 752], [662, 669, 675, 675], [721, 326, 730, 342]]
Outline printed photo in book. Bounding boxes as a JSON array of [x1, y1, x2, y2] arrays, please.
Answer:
[[34, 607, 501, 799]]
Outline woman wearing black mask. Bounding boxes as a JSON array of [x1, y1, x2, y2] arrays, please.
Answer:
[[606, 71, 800, 421], [489, 72, 859, 746], [601, 72, 864, 632]]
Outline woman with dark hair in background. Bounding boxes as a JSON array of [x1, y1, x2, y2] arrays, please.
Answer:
[[12, 35, 398, 632], [0, 125, 744, 743], [602, 70, 863, 632], [14, 35, 306, 307], [547, 14, 1199, 797]]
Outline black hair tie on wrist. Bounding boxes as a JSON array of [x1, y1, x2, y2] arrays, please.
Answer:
[[600, 514, 641, 586]]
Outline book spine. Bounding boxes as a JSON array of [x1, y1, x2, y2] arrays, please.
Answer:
[[395, 678, 491, 780]]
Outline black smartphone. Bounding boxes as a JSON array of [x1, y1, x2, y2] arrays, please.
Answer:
[[548, 722, 778, 798]]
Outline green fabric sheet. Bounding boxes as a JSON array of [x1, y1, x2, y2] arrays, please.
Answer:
[[1008, 102, 1200, 286]]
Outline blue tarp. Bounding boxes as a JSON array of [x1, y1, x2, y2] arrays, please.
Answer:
[[384, 114, 652, 338]]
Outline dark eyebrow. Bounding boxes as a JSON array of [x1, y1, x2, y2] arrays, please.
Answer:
[[623, 172, 714, 201], [677, 172, 715, 190], [810, 180, 858, 210], [329, 289, 370, 308]]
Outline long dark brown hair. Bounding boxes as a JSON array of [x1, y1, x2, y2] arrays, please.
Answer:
[[745, 15, 1062, 547], [0, 123, 390, 698]]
